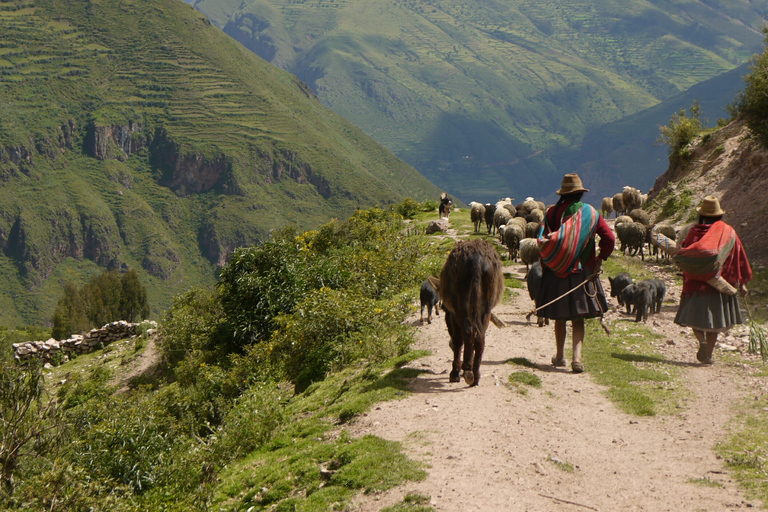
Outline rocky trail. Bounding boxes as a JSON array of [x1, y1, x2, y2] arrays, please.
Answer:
[[349, 255, 765, 511]]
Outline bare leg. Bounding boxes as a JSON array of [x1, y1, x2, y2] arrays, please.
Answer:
[[572, 318, 585, 364], [705, 331, 718, 361], [554, 320, 567, 364]]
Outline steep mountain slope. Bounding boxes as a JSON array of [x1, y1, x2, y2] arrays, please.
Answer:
[[647, 119, 768, 267], [189, 0, 768, 202], [567, 62, 750, 202], [0, 0, 441, 325]]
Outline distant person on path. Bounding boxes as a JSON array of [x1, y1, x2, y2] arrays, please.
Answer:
[[536, 173, 615, 373], [439, 192, 453, 219], [673, 196, 752, 364]]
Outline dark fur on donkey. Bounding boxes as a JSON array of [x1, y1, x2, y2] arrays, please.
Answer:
[[420, 279, 440, 325], [431, 239, 504, 386]]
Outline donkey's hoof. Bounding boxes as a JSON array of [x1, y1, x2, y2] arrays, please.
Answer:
[[449, 370, 461, 382], [463, 371, 475, 386]]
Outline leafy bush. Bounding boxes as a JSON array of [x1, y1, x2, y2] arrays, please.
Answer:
[[393, 197, 421, 219], [65, 393, 180, 494], [0, 362, 61, 496], [657, 101, 702, 159], [158, 287, 227, 368], [420, 199, 439, 212]]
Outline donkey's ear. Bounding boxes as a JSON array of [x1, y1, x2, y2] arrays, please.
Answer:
[[427, 275, 441, 293]]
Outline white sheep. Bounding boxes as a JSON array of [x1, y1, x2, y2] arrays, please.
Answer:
[[518, 237, 540, 276]]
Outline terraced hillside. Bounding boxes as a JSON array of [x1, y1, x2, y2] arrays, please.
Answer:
[[0, 0, 441, 325], [190, 0, 768, 201]]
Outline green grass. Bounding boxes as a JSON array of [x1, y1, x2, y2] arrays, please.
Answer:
[[507, 371, 542, 395], [548, 456, 575, 474], [687, 477, 724, 488], [715, 397, 768, 505], [582, 320, 686, 416], [381, 493, 436, 512], [213, 353, 430, 511]]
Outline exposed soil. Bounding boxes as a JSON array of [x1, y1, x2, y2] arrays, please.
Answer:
[[348, 255, 766, 511]]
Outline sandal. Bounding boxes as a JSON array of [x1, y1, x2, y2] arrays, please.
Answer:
[[571, 361, 585, 374], [551, 356, 567, 367]]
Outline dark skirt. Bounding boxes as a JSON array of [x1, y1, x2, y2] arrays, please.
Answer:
[[674, 292, 743, 332], [536, 265, 609, 321]]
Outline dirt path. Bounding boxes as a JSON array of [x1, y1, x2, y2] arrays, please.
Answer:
[[349, 261, 761, 511]]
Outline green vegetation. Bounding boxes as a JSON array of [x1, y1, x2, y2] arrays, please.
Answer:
[[736, 28, 768, 148], [657, 101, 703, 160], [0, 206, 440, 511], [548, 456, 575, 474], [51, 268, 149, 340], [193, 0, 768, 202], [716, 397, 768, 505], [687, 478, 724, 488], [654, 185, 695, 223], [0, 0, 441, 325], [382, 493, 435, 512], [508, 371, 542, 395], [583, 320, 685, 416]]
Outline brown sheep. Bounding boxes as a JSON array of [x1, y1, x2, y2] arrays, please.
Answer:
[[432, 239, 504, 386], [601, 197, 614, 218], [612, 193, 624, 217]]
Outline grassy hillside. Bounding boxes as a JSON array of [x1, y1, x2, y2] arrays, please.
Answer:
[[0, 0, 441, 326], [189, 0, 768, 202]]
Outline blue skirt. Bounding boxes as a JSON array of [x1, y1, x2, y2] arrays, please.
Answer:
[[674, 292, 743, 332]]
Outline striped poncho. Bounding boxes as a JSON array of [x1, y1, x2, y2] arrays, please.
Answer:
[[537, 203, 600, 278]]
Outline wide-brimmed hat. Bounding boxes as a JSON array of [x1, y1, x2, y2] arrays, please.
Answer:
[[696, 195, 725, 216], [556, 173, 589, 195]]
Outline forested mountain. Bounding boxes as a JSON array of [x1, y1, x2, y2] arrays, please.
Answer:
[[0, 0, 440, 325], [188, 0, 768, 201]]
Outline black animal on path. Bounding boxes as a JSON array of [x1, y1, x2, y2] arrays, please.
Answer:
[[609, 272, 633, 307], [420, 279, 440, 325]]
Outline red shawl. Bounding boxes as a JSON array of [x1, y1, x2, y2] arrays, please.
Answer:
[[679, 221, 752, 297]]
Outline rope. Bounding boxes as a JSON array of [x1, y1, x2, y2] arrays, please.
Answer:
[[525, 267, 611, 335]]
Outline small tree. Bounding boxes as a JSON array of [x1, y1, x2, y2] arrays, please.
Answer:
[[120, 269, 150, 322], [657, 100, 702, 159], [51, 283, 89, 340], [51, 269, 150, 338]]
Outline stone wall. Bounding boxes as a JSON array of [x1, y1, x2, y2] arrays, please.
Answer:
[[13, 320, 157, 363]]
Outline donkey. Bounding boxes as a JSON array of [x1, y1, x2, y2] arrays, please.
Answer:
[[429, 239, 504, 386]]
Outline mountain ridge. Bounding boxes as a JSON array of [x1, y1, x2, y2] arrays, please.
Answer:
[[0, 0, 441, 325]]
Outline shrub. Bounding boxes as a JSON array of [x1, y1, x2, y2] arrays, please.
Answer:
[[0, 362, 61, 495], [159, 288, 227, 368], [657, 100, 702, 159], [393, 197, 421, 219]]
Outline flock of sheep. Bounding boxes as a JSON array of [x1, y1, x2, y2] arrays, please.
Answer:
[[468, 197, 546, 275], [458, 185, 688, 325], [464, 186, 683, 274]]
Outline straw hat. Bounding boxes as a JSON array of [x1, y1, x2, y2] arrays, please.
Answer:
[[696, 195, 725, 217], [556, 173, 589, 195]]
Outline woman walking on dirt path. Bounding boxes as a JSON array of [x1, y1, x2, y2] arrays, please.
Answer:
[[674, 195, 752, 364], [536, 173, 615, 373]]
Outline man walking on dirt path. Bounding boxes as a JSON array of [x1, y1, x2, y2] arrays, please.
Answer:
[[536, 173, 615, 373]]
